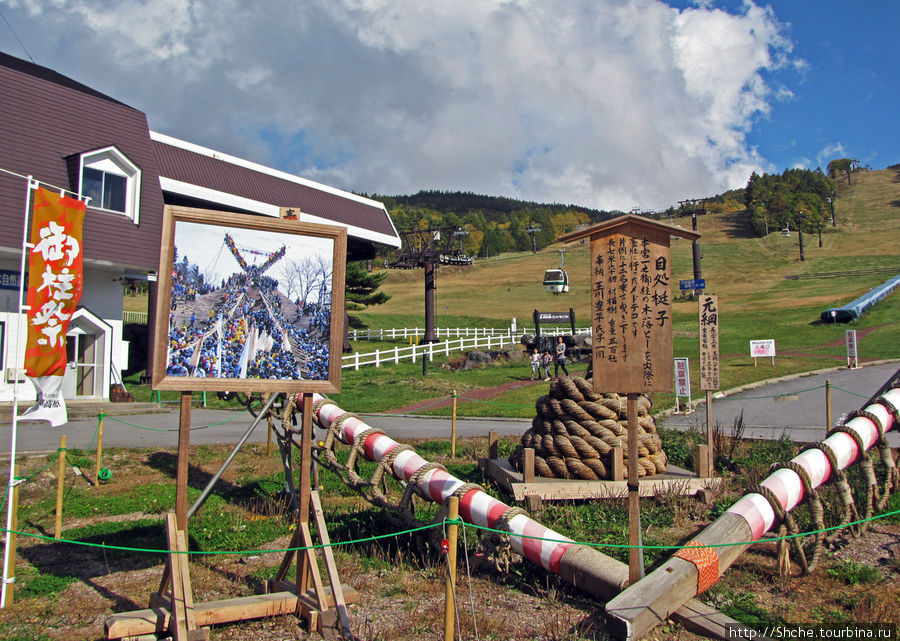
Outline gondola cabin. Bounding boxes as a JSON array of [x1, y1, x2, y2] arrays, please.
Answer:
[[543, 268, 569, 294]]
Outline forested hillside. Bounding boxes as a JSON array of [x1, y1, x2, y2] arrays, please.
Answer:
[[371, 165, 845, 258]]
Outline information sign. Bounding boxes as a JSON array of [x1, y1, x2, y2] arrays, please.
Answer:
[[698, 294, 719, 390], [679, 279, 706, 291]]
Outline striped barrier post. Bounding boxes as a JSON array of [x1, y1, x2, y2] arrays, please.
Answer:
[[605, 385, 900, 640]]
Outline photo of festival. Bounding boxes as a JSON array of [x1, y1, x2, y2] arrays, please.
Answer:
[[164, 221, 335, 381]]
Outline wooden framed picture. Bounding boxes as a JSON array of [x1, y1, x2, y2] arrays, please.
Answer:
[[152, 206, 346, 393]]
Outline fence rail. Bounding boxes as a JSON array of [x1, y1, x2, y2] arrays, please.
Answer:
[[342, 326, 592, 370], [348, 326, 591, 341], [123, 311, 148, 324]]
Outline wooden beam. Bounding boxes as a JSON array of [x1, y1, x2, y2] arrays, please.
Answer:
[[106, 592, 327, 639], [176, 393, 191, 530], [605, 512, 754, 640]]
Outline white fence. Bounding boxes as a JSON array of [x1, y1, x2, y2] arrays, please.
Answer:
[[348, 326, 591, 341], [123, 311, 148, 324], [341, 326, 593, 371], [342, 334, 514, 370]]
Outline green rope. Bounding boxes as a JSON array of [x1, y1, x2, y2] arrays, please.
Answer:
[[2, 508, 896, 557], [103, 411, 247, 431], [829, 385, 874, 399], [455, 395, 533, 408], [1, 521, 443, 556]]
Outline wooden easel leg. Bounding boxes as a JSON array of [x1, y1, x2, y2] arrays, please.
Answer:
[[297, 394, 313, 594], [312, 490, 352, 639], [156, 392, 192, 602], [165, 512, 209, 641]]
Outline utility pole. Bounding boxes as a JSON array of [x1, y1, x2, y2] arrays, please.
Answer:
[[679, 199, 705, 296], [526, 224, 541, 253], [796, 210, 805, 261], [828, 194, 836, 226]]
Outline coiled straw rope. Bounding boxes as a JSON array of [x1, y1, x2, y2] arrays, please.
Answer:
[[508, 376, 668, 480]]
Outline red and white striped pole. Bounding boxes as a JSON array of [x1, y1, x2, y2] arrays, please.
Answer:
[[606, 386, 900, 640], [312, 397, 573, 573]]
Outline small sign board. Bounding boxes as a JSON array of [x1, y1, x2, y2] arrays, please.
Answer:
[[750, 339, 775, 366], [0, 269, 22, 291], [679, 278, 706, 291], [698, 294, 719, 390], [846, 329, 858, 369], [537, 311, 573, 323], [674, 358, 690, 396]]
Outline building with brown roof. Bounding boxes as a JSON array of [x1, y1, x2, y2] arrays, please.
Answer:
[[0, 51, 400, 404]]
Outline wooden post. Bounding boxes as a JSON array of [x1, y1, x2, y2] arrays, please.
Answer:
[[297, 394, 313, 595], [488, 431, 498, 460], [6, 465, 18, 604], [523, 448, 535, 483], [612, 443, 624, 481], [705, 389, 714, 475], [626, 393, 644, 583], [311, 491, 351, 638], [694, 444, 710, 479], [443, 495, 459, 641], [176, 392, 192, 530], [94, 413, 105, 486], [450, 390, 458, 458], [55, 435, 65, 539], [825, 379, 832, 430], [266, 415, 273, 458]]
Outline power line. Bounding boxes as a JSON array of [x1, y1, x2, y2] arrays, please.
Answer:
[[0, 8, 35, 64]]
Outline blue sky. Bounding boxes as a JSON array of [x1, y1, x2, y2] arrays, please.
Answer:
[[0, 0, 896, 211]]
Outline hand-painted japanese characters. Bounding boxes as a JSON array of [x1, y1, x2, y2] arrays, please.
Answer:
[[20, 187, 86, 426]]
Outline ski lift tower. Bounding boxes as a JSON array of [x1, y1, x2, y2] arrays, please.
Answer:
[[384, 226, 474, 343]]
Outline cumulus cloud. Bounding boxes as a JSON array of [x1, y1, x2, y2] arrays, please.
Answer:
[[2, 0, 797, 209]]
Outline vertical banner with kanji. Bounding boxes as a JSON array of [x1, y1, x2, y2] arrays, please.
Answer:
[[20, 187, 85, 426], [698, 294, 719, 390]]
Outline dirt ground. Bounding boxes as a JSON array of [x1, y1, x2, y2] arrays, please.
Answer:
[[0, 443, 897, 641]]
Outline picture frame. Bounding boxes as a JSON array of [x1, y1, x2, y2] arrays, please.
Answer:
[[152, 206, 346, 393]]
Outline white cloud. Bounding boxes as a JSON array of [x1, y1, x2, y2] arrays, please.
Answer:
[[2, 0, 797, 210]]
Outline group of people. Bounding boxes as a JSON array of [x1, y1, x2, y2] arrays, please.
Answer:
[[530, 336, 569, 381], [165, 265, 332, 381]]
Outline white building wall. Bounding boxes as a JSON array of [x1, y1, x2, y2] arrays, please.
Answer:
[[0, 265, 130, 403]]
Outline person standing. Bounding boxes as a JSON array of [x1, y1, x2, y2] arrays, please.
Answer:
[[530, 348, 541, 380], [542, 349, 553, 381], [554, 336, 569, 378]]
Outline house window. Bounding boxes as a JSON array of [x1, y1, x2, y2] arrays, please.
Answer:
[[78, 147, 141, 224]]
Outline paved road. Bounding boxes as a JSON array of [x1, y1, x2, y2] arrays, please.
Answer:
[[2, 361, 897, 456], [1, 405, 531, 456], [659, 360, 899, 446]]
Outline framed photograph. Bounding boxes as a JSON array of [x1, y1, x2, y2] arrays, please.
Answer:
[[152, 206, 346, 393]]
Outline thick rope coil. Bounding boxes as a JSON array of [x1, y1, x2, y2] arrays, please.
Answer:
[[509, 376, 667, 480]]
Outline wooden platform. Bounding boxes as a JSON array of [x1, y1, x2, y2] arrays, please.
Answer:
[[105, 585, 358, 639], [480, 457, 721, 502]]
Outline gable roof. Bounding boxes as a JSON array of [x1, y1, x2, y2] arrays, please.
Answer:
[[557, 213, 701, 244], [0, 51, 165, 271], [151, 132, 401, 251]]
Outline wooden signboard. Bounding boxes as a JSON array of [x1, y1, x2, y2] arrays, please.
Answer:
[[559, 215, 700, 394], [698, 294, 719, 390]]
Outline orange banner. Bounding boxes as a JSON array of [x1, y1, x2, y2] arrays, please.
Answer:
[[24, 187, 86, 378]]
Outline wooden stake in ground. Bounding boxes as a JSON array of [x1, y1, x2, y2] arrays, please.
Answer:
[[94, 412, 105, 486], [55, 434, 65, 539], [626, 394, 644, 583], [443, 495, 459, 641], [176, 392, 191, 529]]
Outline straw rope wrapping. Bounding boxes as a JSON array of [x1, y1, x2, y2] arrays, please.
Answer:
[[744, 388, 899, 579], [508, 376, 667, 480]]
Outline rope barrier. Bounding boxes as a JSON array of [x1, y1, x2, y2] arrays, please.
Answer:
[[103, 411, 248, 431], [1, 508, 896, 557]]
